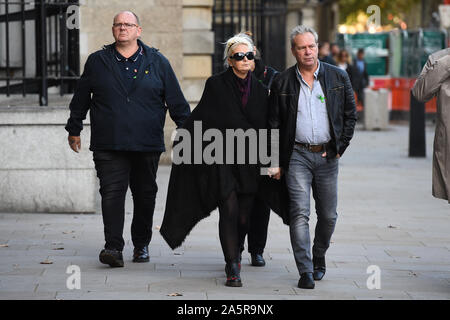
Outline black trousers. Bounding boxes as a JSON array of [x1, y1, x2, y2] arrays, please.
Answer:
[[245, 196, 271, 255], [218, 191, 255, 264], [93, 150, 161, 251], [356, 88, 365, 107]]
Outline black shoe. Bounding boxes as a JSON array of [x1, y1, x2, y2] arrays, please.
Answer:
[[298, 272, 315, 289], [251, 253, 266, 267], [99, 249, 124, 268], [133, 246, 150, 262], [313, 256, 326, 281], [225, 262, 242, 287]]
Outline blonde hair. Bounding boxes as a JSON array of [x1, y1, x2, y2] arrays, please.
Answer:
[[223, 34, 254, 68]]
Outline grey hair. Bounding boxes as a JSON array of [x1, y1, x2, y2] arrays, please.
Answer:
[[223, 34, 254, 68], [290, 25, 318, 48], [236, 32, 261, 59], [113, 11, 140, 25]]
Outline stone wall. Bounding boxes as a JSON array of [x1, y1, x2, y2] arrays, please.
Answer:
[[164, 0, 214, 164], [0, 105, 98, 213]]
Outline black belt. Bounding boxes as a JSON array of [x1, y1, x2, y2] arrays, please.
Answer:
[[295, 142, 326, 153]]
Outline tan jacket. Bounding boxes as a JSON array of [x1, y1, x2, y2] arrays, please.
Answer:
[[412, 48, 450, 202]]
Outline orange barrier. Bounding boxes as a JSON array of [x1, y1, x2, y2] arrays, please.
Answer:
[[369, 77, 437, 113]]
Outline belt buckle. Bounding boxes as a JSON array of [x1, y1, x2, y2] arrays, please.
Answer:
[[310, 144, 322, 153]]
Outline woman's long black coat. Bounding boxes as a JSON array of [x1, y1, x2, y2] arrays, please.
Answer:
[[160, 67, 288, 250]]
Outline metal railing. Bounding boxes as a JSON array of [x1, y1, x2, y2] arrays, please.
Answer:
[[212, 0, 287, 74], [0, 0, 80, 106]]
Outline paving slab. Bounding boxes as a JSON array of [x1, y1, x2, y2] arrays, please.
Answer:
[[0, 123, 449, 300]]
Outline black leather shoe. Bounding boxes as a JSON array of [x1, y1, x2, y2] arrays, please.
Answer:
[[133, 246, 150, 262], [225, 262, 242, 287], [251, 253, 266, 267], [298, 272, 315, 289], [99, 249, 124, 268], [313, 256, 326, 280]]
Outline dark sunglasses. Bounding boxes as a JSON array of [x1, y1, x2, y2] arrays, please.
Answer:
[[230, 51, 255, 61]]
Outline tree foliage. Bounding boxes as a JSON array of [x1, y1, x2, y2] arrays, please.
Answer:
[[338, 0, 421, 26]]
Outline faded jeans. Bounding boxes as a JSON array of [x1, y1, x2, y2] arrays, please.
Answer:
[[286, 145, 339, 274]]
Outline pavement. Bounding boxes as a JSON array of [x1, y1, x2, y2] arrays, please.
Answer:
[[0, 123, 449, 300]]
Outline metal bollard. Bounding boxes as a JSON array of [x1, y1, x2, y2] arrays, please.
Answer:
[[409, 91, 426, 157]]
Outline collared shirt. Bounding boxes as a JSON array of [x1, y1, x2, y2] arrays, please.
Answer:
[[356, 59, 365, 74], [114, 45, 143, 92], [295, 60, 331, 145]]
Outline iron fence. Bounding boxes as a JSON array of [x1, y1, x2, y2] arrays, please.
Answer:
[[0, 0, 80, 106], [212, 0, 287, 74]]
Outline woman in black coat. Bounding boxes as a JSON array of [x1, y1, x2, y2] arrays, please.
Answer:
[[160, 34, 272, 287]]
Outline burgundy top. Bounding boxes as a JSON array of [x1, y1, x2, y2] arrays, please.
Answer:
[[234, 70, 252, 108]]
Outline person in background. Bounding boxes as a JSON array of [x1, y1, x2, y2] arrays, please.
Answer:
[[318, 41, 336, 66], [239, 31, 279, 267], [330, 43, 340, 64], [352, 48, 369, 107], [336, 49, 358, 93], [336, 49, 352, 73], [412, 48, 450, 203]]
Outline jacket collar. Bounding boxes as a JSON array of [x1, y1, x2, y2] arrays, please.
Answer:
[[102, 39, 158, 63], [99, 39, 159, 95], [113, 44, 143, 62], [295, 60, 321, 82]]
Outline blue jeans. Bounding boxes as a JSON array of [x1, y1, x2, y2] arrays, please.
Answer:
[[286, 145, 339, 274]]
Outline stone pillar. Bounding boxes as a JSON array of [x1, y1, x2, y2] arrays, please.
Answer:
[[161, 0, 214, 164], [156, 0, 213, 165], [181, 0, 213, 106]]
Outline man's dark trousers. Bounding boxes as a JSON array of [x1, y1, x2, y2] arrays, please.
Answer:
[[247, 198, 270, 255], [93, 150, 161, 251]]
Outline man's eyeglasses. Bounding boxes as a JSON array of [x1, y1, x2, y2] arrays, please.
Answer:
[[230, 51, 255, 61], [113, 23, 138, 29]]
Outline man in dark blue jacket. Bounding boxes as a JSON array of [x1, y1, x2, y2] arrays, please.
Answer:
[[65, 11, 191, 267]]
